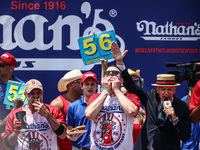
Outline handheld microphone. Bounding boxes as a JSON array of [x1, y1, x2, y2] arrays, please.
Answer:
[[163, 98, 172, 121]]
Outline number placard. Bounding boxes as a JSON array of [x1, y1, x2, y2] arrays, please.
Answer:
[[78, 30, 117, 65], [3, 80, 28, 109]]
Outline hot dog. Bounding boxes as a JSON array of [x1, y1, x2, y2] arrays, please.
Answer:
[[34, 98, 40, 102], [68, 125, 86, 133]]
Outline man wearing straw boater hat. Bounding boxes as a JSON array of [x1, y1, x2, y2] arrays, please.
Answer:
[[111, 41, 191, 150]]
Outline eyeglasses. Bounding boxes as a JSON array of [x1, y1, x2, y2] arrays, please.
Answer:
[[104, 71, 120, 76], [0, 63, 11, 68], [133, 78, 139, 83]]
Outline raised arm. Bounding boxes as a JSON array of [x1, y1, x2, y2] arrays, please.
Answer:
[[111, 41, 128, 66], [101, 59, 108, 80]]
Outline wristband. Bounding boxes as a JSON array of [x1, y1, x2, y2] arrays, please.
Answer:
[[172, 117, 179, 126], [189, 87, 194, 90], [102, 91, 109, 95], [54, 123, 65, 136]]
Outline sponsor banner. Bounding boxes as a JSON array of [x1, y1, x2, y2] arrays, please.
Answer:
[[78, 30, 116, 65], [4, 81, 28, 109], [0, 0, 199, 103]]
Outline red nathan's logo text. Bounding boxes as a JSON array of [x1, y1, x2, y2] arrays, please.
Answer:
[[11, 1, 66, 10]]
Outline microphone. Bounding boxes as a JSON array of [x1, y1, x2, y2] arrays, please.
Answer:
[[165, 62, 182, 67], [163, 98, 172, 121]]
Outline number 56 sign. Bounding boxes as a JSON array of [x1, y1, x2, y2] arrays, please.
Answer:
[[4, 80, 28, 109], [78, 30, 117, 65]]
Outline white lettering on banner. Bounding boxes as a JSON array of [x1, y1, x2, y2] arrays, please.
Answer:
[[0, 2, 125, 71], [0, 2, 125, 51], [15, 58, 94, 71], [136, 20, 200, 41], [0, 14, 83, 50]]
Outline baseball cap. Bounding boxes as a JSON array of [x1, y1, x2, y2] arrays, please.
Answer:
[[25, 79, 43, 93], [0, 52, 16, 67], [81, 72, 98, 83]]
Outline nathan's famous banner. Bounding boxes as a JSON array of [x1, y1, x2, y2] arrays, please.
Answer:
[[0, 0, 199, 104]]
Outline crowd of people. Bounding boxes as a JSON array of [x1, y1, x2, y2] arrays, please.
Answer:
[[0, 44, 200, 150]]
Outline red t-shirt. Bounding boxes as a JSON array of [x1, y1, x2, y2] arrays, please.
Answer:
[[189, 80, 200, 110], [88, 92, 140, 110], [133, 118, 142, 145], [132, 110, 146, 145], [2, 104, 65, 149]]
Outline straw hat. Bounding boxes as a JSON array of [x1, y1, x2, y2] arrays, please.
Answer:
[[58, 69, 83, 92], [128, 69, 140, 78], [151, 74, 180, 86]]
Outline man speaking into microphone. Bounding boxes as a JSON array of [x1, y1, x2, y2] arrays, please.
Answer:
[[110, 41, 191, 150], [127, 74, 191, 150]]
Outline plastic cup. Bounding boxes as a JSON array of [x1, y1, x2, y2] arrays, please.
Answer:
[[15, 111, 27, 132]]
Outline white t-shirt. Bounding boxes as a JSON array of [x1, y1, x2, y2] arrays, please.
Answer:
[[88, 93, 140, 150], [3, 104, 65, 150]]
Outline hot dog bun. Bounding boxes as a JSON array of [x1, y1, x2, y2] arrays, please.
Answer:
[[68, 125, 86, 133]]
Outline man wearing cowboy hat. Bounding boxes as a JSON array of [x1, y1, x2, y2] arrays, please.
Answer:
[[50, 69, 83, 150], [111, 41, 191, 150], [128, 69, 144, 88]]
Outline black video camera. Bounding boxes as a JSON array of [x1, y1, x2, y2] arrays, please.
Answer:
[[165, 60, 200, 87]]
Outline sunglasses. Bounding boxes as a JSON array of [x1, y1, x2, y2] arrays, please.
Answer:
[[0, 63, 11, 68], [133, 78, 139, 83], [71, 79, 81, 83], [104, 71, 120, 76]]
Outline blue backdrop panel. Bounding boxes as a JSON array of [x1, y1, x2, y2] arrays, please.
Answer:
[[0, 0, 199, 104]]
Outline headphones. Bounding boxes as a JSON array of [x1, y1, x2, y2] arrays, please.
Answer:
[[128, 68, 144, 88], [139, 77, 144, 88]]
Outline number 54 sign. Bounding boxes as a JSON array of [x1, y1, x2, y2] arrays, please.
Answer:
[[78, 30, 117, 65], [4, 80, 28, 109]]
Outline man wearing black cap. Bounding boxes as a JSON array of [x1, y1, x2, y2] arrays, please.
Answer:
[[111, 41, 191, 150]]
